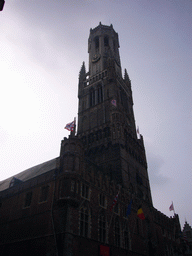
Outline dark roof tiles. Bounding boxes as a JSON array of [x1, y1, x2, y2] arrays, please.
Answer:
[[0, 158, 58, 192]]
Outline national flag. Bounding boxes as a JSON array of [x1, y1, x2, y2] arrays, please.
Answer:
[[126, 199, 132, 216], [169, 202, 174, 211], [110, 192, 119, 211], [65, 120, 75, 131], [111, 99, 117, 107], [137, 207, 145, 220]]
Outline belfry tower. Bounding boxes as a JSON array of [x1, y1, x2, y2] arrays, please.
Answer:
[[78, 23, 152, 205]]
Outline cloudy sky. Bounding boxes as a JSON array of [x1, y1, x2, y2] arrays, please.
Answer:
[[0, 0, 191, 227]]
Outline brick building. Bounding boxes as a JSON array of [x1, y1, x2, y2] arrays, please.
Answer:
[[0, 23, 183, 256]]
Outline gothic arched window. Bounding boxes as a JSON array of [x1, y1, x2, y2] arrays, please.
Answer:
[[114, 217, 121, 247], [104, 36, 109, 47], [80, 206, 90, 238], [124, 223, 130, 250], [89, 89, 95, 107], [95, 36, 99, 50], [97, 86, 103, 104], [99, 214, 106, 243]]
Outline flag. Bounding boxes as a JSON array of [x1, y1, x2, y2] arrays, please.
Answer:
[[137, 207, 145, 220], [111, 99, 117, 107], [100, 245, 110, 256], [126, 199, 132, 216], [110, 192, 119, 211], [169, 202, 174, 211], [65, 120, 75, 131]]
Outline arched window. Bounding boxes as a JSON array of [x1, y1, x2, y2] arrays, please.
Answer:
[[97, 86, 103, 104], [99, 214, 106, 243], [124, 223, 130, 250], [114, 217, 120, 247], [89, 89, 95, 107], [95, 36, 99, 50], [80, 206, 90, 238], [120, 88, 129, 112], [104, 36, 109, 47]]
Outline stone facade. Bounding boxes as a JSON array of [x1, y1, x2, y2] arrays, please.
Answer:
[[0, 23, 184, 256], [182, 222, 192, 255]]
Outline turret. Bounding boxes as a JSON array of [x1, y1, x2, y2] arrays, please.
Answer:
[[60, 136, 84, 173]]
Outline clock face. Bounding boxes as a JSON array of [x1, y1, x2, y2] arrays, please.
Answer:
[[92, 53, 101, 63]]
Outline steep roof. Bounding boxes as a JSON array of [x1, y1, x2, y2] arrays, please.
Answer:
[[0, 157, 59, 192]]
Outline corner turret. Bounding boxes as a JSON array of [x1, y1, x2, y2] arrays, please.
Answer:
[[60, 136, 84, 173]]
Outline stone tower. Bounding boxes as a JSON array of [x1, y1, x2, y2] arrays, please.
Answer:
[[77, 23, 152, 205]]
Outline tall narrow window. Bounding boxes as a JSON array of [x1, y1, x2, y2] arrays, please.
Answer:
[[89, 89, 95, 107], [59, 179, 69, 198], [114, 217, 120, 247], [114, 203, 119, 214], [99, 214, 106, 243], [24, 191, 33, 207], [104, 36, 109, 47], [81, 183, 90, 199], [124, 224, 129, 250], [80, 207, 90, 237], [95, 36, 99, 50], [39, 185, 49, 203], [99, 194, 106, 208], [97, 86, 103, 104]]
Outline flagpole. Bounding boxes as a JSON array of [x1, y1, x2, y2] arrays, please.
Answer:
[[108, 188, 121, 233], [70, 117, 76, 137], [172, 201, 176, 215]]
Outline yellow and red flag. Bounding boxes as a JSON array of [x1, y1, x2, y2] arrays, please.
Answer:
[[137, 207, 145, 220]]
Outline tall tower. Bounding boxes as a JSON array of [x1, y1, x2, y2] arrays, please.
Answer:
[[78, 23, 152, 205]]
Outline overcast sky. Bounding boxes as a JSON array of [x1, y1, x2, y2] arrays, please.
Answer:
[[0, 0, 191, 228]]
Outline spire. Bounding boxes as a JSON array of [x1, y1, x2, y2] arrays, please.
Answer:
[[79, 61, 86, 79], [124, 68, 132, 88], [124, 68, 130, 81], [78, 62, 86, 96]]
